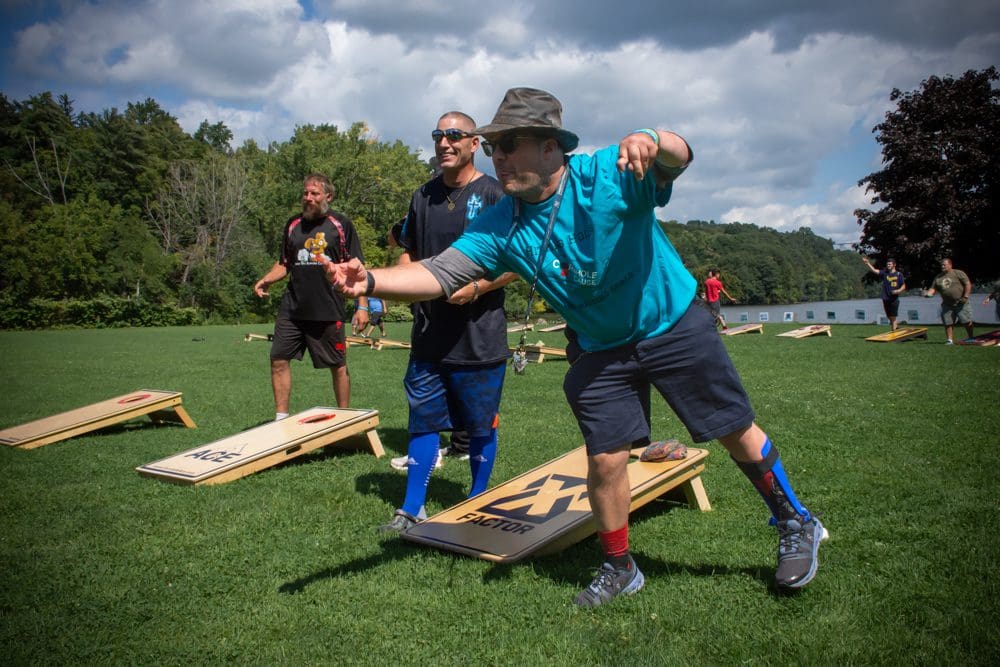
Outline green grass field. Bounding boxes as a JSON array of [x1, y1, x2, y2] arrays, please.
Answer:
[[1, 321, 998, 665]]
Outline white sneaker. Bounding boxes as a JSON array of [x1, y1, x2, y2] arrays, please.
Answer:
[[390, 452, 443, 471]]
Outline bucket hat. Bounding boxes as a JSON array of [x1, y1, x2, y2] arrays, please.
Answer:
[[473, 87, 579, 152]]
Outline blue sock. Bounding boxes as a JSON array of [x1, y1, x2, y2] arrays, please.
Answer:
[[733, 437, 811, 524], [467, 429, 498, 497], [400, 432, 439, 517]]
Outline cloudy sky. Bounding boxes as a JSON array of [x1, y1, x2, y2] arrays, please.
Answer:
[[2, 0, 997, 245]]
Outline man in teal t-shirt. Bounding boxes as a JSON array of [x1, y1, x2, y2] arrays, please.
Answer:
[[322, 88, 827, 608]]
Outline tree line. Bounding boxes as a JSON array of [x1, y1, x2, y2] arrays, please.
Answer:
[[10, 81, 988, 330]]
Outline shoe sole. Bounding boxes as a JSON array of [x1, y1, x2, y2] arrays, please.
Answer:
[[779, 520, 829, 589]]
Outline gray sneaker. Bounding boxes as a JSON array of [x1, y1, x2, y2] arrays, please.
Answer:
[[378, 509, 421, 534], [573, 556, 645, 608], [775, 516, 828, 589]]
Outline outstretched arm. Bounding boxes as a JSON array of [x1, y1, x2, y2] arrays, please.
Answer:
[[616, 129, 692, 188], [861, 257, 881, 276], [321, 256, 445, 301], [321, 248, 486, 302]]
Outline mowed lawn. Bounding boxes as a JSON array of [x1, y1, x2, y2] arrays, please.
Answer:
[[1, 322, 998, 665]]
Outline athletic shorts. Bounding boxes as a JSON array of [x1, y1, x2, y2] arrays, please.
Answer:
[[370, 311, 384, 326], [563, 301, 755, 455], [940, 301, 973, 325], [882, 298, 900, 318], [270, 317, 346, 369], [707, 299, 721, 316], [404, 360, 505, 437]]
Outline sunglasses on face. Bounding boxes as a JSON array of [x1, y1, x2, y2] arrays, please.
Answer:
[[480, 134, 542, 157], [431, 128, 472, 142]]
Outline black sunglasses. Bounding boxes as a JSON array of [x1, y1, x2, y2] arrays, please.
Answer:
[[480, 134, 542, 157], [431, 128, 472, 142]]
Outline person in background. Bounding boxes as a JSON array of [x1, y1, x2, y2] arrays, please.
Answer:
[[253, 174, 365, 416], [923, 257, 974, 344], [862, 257, 906, 331], [704, 268, 736, 330]]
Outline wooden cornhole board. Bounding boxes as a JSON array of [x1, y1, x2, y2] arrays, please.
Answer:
[[0, 390, 196, 450], [722, 323, 763, 336], [539, 322, 567, 332], [372, 338, 411, 351], [509, 343, 569, 363], [507, 323, 533, 333], [866, 327, 928, 342], [777, 325, 832, 338], [137, 407, 383, 485], [955, 329, 1000, 347], [402, 445, 710, 563], [346, 335, 375, 348], [244, 333, 273, 342]]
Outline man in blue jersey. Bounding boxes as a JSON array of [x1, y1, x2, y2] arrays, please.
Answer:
[[321, 88, 826, 607], [862, 257, 906, 331]]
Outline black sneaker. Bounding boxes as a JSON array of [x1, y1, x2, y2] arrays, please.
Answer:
[[775, 516, 828, 589], [573, 555, 645, 608]]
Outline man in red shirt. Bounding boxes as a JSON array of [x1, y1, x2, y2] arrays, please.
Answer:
[[705, 269, 736, 329]]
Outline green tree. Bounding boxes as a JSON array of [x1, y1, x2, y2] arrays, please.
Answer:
[[855, 67, 1000, 286]]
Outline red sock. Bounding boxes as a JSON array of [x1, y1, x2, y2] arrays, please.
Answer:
[[598, 525, 630, 561]]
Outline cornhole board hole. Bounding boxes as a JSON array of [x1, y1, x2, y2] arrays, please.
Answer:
[[137, 407, 384, 485], [0, 390, 196, 450], [865, 327, 928, 343], [244, 333, 273, 342], [402, 444, 710, 563], [955, 329, 1000, 346], [777, 325, 832, 339], [507, 323, 533, 333], [346, 335, 374, 348], [509, 344, 569, 363], [721, 323, 763, 336], [372, 338, 411, 351], [539, 322, 567, 332]]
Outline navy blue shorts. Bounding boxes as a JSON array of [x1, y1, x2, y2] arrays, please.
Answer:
[[404, 360, 506, 437], [563, 302, 755, 455], [270, 317, 346, 369]]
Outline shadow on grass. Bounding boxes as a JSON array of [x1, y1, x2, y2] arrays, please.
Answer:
[[278, 540, 425, 595]]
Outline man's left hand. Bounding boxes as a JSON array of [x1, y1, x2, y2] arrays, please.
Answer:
[[616, 132, 659, 181]]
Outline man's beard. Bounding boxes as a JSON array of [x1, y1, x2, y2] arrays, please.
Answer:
[[303, 201, 328, 221]]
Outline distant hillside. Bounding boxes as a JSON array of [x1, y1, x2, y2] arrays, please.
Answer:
[[661, 220, 876, 304]]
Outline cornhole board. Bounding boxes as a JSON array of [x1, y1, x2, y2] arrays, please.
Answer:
[[372, 338, 411, 351], [955, 329, 1000, 346], [346, 335, 375, 348], [507, 323, 533, 333], [509, 344, 569, 363], [137, 407, 384, 485], [865, 327, 928, 342], [721, 323, 763, 336], [401, 445, 710, 563], [539, 322, 567, 332], [244, 333, 273, 342], [0, 390, 196, 450], [777, 325, 832, 338]]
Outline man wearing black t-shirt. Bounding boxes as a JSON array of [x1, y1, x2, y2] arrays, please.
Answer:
[[254, 174, 366, 418], [380, 112, 517, 533]]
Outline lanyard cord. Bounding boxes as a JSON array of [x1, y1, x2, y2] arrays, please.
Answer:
[[514, 166, 570, 357]]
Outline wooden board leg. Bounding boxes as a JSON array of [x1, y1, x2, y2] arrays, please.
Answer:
[[148, 405, 197, 429], [681, 476, 712, 511], [365, 428, 385, 458]]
